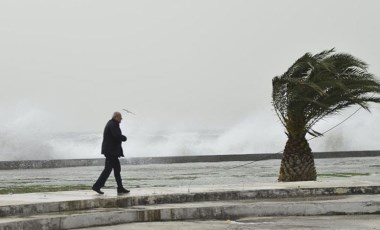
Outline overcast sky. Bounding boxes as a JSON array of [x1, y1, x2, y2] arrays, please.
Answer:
[[1, 0, 380, 134]]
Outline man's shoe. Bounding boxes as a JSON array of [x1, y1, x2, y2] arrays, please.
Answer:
[[92, 186, 104, 195], [117, 187, 130, 194]]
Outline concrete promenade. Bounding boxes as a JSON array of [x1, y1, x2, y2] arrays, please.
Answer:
[[0, 180, 379, 229], [0, 156, 379, 229], [1, 157, 379, 194]]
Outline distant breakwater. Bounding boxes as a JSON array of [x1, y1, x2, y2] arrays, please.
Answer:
[[0, 150, 379, 170]]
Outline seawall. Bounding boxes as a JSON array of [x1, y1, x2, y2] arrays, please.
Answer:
[[0, 150, 379, 170]]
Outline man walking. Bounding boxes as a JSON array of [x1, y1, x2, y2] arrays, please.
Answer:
[[92, 112, 130, 194]]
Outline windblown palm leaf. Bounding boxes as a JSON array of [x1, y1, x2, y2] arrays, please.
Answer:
[[272, 49, 380, 181], [273, 48, 380, 138]]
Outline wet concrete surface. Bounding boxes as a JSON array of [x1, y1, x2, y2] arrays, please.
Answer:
[[0, 157, 379, 193], [1, 185, 379, 229], [2, 180, 378, 207], [0, 175, 379, 229], [0, 157, 378, 229], [77, 215, 380, 230]]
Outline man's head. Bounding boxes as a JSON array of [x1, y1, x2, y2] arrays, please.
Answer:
[[112, 112, 123, 123]]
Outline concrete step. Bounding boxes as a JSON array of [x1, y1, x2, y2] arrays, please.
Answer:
[[130, 195, 380, 221], [0, 195, 379, 230], [0, 208, 135, 230], [1, 183, 379, 218]]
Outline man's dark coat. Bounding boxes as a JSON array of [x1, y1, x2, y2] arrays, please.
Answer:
[[101, 119, 127, 157]]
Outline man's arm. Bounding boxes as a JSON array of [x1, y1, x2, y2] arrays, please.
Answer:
[[109, 123, 127, 142]]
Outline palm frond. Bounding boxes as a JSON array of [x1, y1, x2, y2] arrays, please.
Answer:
[[272, 49, 380, 138]]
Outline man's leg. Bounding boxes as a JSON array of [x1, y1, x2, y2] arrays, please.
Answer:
[[112, 157, 123, 188], [93, 157, 113, 189], [112, 158, 130, 193]]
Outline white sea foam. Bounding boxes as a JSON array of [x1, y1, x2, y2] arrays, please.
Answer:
[[0, 107, 379, 160], [0, 108, 54, 161]]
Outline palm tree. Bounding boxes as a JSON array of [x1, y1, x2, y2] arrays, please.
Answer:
[[272, 49, 380, 182]]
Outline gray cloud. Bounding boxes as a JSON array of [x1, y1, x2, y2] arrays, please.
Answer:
[[1, 0, 379, 158]]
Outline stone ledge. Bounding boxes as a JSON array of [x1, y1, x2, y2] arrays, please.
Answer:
[[1, 151, 379, 170], [1, 183, 379, 218], [0, 195, 379, 230]]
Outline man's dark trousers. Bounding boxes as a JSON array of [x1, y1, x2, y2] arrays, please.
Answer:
[[93, 156, 123, 189]]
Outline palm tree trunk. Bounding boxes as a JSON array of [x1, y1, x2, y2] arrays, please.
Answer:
[[278, 136, 317, 182]]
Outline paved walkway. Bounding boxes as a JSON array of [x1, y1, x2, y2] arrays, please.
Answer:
[[0, 157, 378, 229], [1, 180, 378, 207], [1, 157, 379, 194], [0, 180, 379, 230]]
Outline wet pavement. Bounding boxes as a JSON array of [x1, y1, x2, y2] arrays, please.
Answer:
[[0, 159, 379, 230], [0, 157, 379, 193], [1, 180, 378, 207], [77, 215, 380, 230], [1, 180, 379, 229]]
